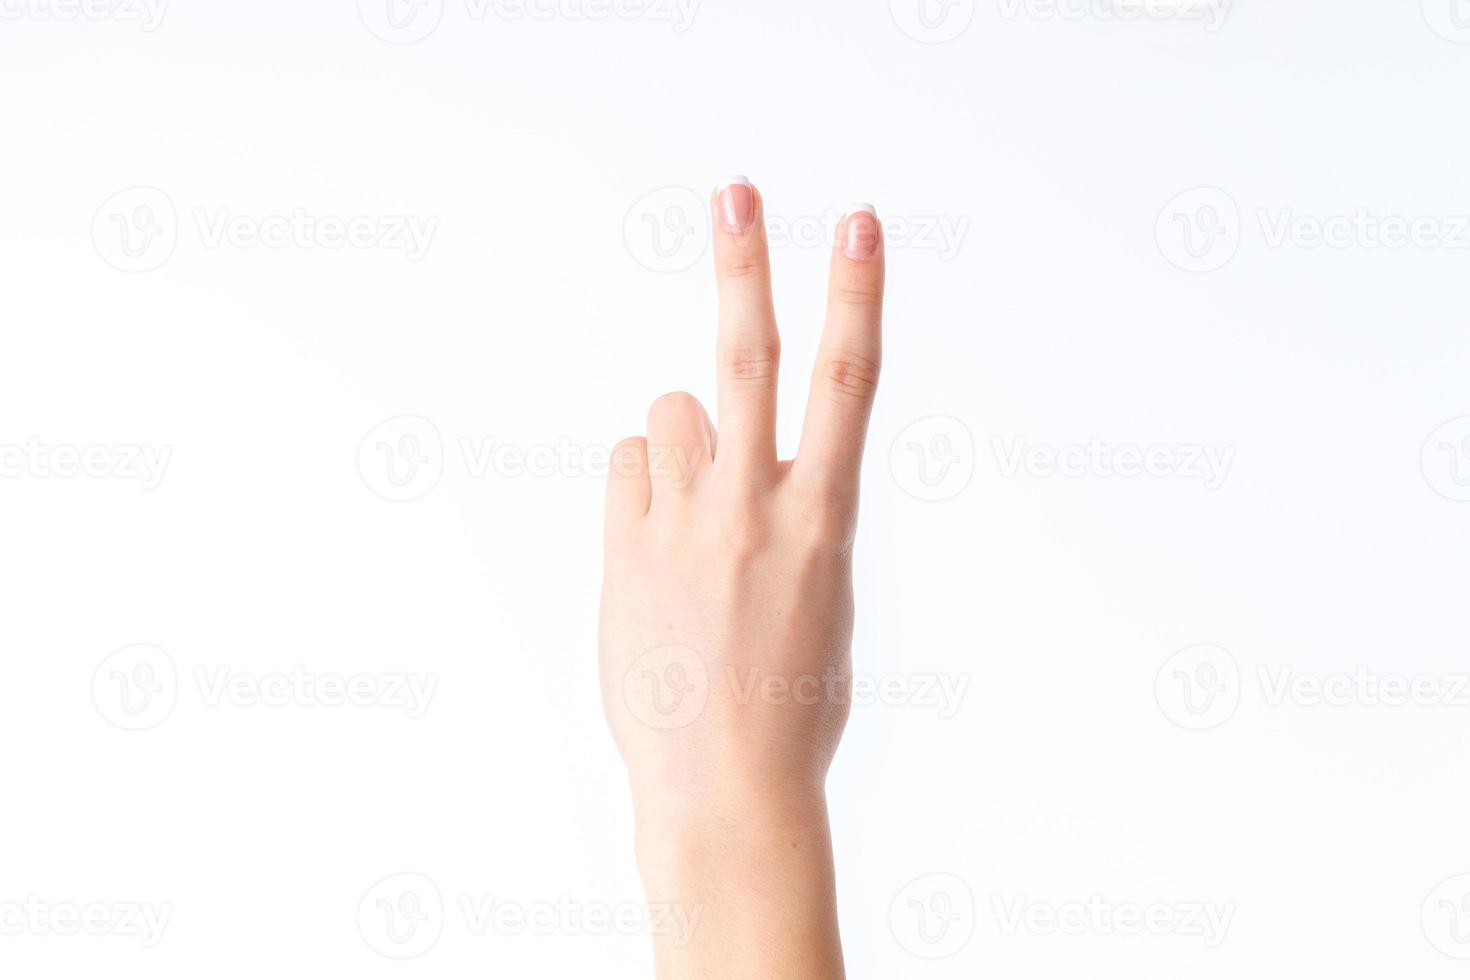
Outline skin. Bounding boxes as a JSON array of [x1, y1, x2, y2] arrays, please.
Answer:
[[599, 180, 884, 979]]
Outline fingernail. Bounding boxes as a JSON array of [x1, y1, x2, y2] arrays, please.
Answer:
[[843, 204, 880, 259], [716, 176, 755, 234]]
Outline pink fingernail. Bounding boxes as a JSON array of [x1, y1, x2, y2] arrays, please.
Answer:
[[716, 176, 755, 234], [843, 204, 880, 260]]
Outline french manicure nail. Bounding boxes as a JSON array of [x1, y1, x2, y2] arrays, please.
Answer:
[[716, 176, 755, 234], [843, 204, 880, 260]]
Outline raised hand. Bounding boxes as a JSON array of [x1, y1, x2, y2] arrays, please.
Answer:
[[600, 177, 884, 979]]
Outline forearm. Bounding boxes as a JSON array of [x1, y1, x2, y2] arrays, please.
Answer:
[[634, 789, 845, 979]]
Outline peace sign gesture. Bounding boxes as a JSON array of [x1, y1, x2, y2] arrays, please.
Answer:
[[600, 177, 884, 980], [606, 177, 884, 535]]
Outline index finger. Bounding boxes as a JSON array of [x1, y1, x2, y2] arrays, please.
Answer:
[[711, 177, 781, 479]]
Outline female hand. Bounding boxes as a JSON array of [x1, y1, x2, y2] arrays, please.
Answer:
[[599, 177, 884, 979]]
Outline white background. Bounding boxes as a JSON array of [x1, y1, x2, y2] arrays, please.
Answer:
[[3, 0, 1470, 976]]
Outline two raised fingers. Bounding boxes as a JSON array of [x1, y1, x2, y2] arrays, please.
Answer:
[[711, 178, 885, 494], [608, 180, 885, 521]]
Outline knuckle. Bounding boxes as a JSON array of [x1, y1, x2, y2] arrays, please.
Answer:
[[646, 390, 702, 426], [721, 343, 780, 387], [831, 282, 884, 310], [609, 436, 648, 478], [792, 488, 857, 555], [822, 351, 881, 401], [612, 435, 648, 455], [713, 509, 773, 560], [703, 491, 773, 557], [718, 254, 769, 282]]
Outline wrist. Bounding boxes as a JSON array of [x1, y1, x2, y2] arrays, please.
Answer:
[[631, 787, 845, 980], [632, 782, 832, 871]]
